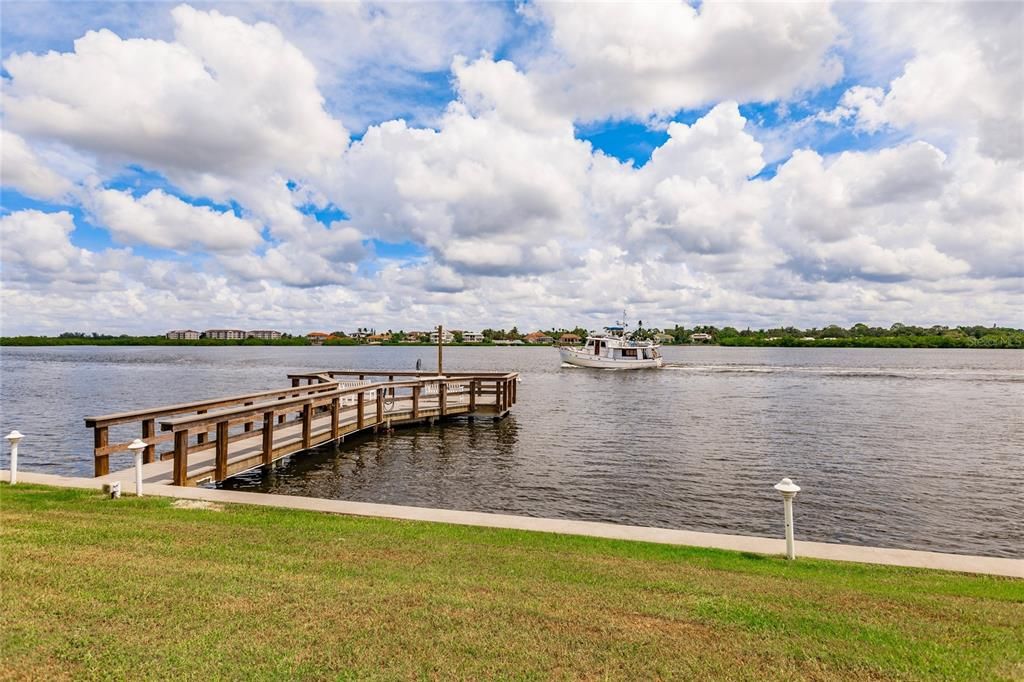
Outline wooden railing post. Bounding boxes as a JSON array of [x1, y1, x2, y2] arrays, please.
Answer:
[[262, 411, 274, 468], [277, 396, 287, 424], [376, 388, 384, 424], [412, 385, 420, 418], [469, 380, 477, 412], [440, 382, 447, 417], [173, 430, 189, 486], [292, 377, 300, 387], [94, 426, 109, 477], [302, 402, 313, 449], [142, 419, 156, 464], [511, 377, 517, 405], [331, 397, 340, 440], [243, 401, 253, 432], [357, 392, 365, 429], [215, 421, 228, 481]]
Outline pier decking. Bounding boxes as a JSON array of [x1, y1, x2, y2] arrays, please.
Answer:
[[85, 370, 519, 487]]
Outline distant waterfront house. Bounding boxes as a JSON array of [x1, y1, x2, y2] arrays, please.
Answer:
[[247, 330, 282, 340], [307, 332, 331, 346], [462, 331, 484, 343], [558, 333, 581, 345], [429, 329, 455, 344], [367, 333, 390, 343], [653, 333, 674, 344], [690, 333, 713, 343], [166, 329, 200, 340], [525, 332, 554, 344], [205, 329, 246, 340]]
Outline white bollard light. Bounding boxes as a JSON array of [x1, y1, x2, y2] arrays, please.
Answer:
[[5, 431, 24, 485], [127, 438, 147, 497], [774, 477, 801, 560]]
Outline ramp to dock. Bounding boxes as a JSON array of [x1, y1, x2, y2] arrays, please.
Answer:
[[85, 370, 519, 487]]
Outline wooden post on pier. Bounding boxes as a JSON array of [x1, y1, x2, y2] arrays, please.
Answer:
[[196, 409, 208, 445], [243, 402, 253, 432], [469, 379, 477, 412], [357, 392, 365, 429], [262, 411, 274, 469], [142, 419, 156, 464], [437, 324, 443, 375], [331, 397, 340, 439], [94, 426, 109, 477], [412, 385, 420, 418], [376, 388, 384, 426], [302, 403, 313, 449], [173, 431, 188, 486], [215, 422, 228, 481], [440, 382, 447, 417]]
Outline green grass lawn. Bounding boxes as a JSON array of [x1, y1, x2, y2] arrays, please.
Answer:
[[1, 484, 1021, 680]]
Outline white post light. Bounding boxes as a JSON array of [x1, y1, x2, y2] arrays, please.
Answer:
[[127, 438, 147, 497], [774, 477, 801, 560], [5, 431, 24, 485]]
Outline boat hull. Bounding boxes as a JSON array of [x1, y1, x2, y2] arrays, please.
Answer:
[[559, 347, 663, 369]]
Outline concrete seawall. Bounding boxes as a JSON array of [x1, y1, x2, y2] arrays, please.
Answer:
[[3, 470, 1021, 578]]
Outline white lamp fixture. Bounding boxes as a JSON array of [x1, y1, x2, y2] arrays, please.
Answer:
[[773, 477, 801, 560], [127, 438, 147, 497], [5, 431, 24, 485]]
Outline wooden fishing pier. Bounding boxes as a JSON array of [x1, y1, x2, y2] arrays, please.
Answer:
[[85, 370, 519, 488]]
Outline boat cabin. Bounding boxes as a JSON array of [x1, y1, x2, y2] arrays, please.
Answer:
[[584, 337, 659, 360]]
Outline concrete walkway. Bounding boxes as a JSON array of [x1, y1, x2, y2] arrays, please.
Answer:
[[3, 470, 1021, 578]]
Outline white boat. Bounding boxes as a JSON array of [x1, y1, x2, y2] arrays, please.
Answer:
[[559, 324, 663, 369]]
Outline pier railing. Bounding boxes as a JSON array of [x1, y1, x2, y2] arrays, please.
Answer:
[[84, 382, 340, 477], [85, 371, 519, 486]]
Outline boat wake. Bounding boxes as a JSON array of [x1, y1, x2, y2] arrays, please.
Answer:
[[660, 363, 1023, 382]]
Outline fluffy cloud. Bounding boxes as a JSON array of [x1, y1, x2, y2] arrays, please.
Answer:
[[528, 0, 844, 121], [829, 3, 1023, 160], [219, 221, 365, 287], [0, 210, 137, 290], [333, 56, 592, 276], [88, 188, 264, 252], [2, 5, 348, 181], [0, 131, 75, 200]]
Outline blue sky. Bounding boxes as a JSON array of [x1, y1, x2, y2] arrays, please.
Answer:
[[0, 1, 1020, 334]]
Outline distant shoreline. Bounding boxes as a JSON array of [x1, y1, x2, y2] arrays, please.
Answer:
[[1, 337, 1021, 349]]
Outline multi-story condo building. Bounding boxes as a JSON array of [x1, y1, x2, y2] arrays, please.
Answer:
[[429, 329, 455, 344], [166, 330, 200, 340], [462, 331, 484, 343], [247, 330, 282, 340], [205, 329, 246, 340]]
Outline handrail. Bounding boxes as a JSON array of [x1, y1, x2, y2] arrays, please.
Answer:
[[159, 378, 436, 432], [288, 370, 518, 380], [85, 382, 339, 427]]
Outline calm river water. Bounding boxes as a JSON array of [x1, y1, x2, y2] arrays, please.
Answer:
[[1, 345, 1021, 557]]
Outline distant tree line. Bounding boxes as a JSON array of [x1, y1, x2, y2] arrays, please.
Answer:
[[2, 323, 1021, 348], [659, 323, 1024, 349], [0, 333, 309, 347]]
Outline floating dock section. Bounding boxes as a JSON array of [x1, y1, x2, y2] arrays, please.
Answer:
[[85, 370, 519, 487]]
